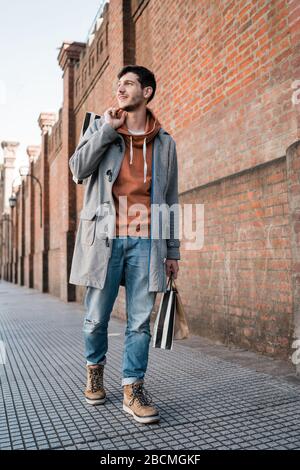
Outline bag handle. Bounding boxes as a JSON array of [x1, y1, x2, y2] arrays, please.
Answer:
[[167, 273, 173, 290], [167, 272, 177, 291]]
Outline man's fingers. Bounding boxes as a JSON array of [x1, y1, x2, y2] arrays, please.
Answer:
[[165, 260, 179, 280]]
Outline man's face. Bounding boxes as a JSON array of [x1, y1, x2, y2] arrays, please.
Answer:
[[116, 72, 152, 111]]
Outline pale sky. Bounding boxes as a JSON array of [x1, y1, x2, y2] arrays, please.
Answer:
[[0, 0, 103, 177]]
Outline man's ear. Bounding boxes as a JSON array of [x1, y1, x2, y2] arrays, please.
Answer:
[[144, 86, 153, 100]]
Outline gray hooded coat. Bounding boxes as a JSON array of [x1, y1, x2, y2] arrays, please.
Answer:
[[68, 113, 180, 292]]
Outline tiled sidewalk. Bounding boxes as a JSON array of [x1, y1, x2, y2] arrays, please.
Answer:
[[0, 280, 300, 450]]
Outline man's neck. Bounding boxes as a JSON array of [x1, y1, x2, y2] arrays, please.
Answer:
[[125, 106, 147, 131]]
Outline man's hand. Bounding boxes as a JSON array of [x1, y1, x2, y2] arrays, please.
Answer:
[[165, 259, 179, 280], [104, 107, 127, 129]]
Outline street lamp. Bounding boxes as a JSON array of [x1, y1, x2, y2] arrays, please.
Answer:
[[9, 194, 17, 208], [9, 175, 20, 209], [19, 166, 43, 228]]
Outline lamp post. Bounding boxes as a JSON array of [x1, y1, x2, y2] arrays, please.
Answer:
[[18, 166, 43, 228]]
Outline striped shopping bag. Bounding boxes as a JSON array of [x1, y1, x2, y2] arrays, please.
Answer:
[[152, 273, 189, 350]]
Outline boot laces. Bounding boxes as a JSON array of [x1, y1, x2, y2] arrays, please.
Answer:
[[89, 367, 103, 393], [129, 383, 153, 407]]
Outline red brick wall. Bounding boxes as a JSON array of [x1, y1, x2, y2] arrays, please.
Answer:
[[110, 0, 298, 358], [112, 0, 297, 358], [181, 156, 293, 357], [134, 0, 298, 193]]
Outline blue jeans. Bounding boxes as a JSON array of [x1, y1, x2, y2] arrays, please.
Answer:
[[83, 236, 157, 386]]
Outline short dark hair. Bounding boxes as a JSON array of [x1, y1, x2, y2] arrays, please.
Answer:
[[117, 65, 156, 103]]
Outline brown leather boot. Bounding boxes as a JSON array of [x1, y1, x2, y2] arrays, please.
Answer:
[[84, 364, 106, 405], [123, 380, 160, 424]]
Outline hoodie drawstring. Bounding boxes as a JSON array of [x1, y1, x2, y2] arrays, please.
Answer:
[[129, 136, 147, 183], [130, 136, 133, 165], [143, 137, 147, 183]]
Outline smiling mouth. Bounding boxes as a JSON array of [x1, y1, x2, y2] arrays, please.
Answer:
[[118, 96, 128, 100]]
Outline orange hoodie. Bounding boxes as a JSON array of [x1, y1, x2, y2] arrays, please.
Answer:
[[112, 107, 161, 237]]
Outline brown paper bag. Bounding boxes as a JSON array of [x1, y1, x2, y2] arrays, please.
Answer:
[[173, 279, 189, 340]]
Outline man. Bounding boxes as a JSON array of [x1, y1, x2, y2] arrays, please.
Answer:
[[69, 65, 180, 424]]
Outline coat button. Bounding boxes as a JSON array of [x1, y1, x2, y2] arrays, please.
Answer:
[[106, 169, 112, 182]]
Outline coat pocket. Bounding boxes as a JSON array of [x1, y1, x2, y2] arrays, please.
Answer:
[[80, 210, 97, 245]]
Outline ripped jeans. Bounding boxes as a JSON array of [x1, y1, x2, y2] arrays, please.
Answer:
[[83, 236, 157, 386]]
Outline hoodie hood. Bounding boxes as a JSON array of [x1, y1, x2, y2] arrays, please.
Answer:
[[116, 107, 161, 183]]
